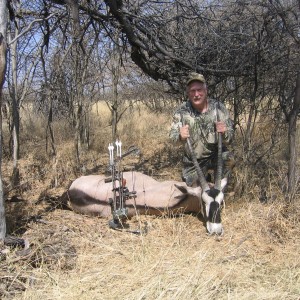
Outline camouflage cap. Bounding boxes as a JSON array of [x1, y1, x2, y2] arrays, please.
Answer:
[[186, 72, 206, 86]]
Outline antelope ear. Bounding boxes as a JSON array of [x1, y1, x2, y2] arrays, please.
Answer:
[[221, 178, 228, 191], [174, 184, 187, 194], [175, 184, 201, 197]]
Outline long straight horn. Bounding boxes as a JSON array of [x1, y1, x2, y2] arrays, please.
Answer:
[[215, 103, 223, 190], [186, 137, 210, 192], [180, 112, 210, 192]]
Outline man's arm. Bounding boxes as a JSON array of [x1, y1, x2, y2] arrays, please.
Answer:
[[218, 102, 234, 144], [169, 112, 183, 144]]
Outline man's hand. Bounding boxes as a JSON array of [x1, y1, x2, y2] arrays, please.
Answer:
[[216, 121, 227, 133], [180, 125, 190, 140]]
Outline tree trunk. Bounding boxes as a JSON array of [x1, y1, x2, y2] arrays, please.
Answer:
[[65, 0, 86, 163], [10, 25, 20, 187], [111, 72, 118, 141], [74, 100, 83, 163], [110, 32, 121, 142], [0, 0, 7, 241], [287, 70, 300, 200]]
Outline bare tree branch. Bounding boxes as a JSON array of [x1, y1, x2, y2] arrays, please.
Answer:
[[8, 13, 56, 45]]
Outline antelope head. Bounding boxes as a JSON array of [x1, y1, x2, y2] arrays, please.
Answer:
[[186, 130, 226, 235], [201, 178, 227, 236]]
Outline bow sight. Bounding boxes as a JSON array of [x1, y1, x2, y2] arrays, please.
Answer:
[[106, 141, 139, 229]]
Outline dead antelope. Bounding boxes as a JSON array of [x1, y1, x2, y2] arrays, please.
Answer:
[[67, 170, 227, 235]]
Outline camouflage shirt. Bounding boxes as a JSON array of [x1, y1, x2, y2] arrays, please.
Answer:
[[169, 99, 234, 164]]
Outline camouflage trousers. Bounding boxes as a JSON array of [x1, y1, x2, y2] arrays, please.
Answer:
[[182, 151, 235, 187]]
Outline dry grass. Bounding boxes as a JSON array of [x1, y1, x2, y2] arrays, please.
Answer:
[[1, 102, 299, 300]]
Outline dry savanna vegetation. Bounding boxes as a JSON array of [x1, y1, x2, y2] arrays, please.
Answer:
[[1, 102, 299, 300]]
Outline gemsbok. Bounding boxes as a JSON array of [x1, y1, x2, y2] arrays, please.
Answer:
[[67, 170, 227, 235]]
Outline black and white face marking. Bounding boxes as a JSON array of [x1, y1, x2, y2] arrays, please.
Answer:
[[202, 188, 224, 235]]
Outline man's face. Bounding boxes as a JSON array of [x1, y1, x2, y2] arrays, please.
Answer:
[[187, 81, 208, 109]]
